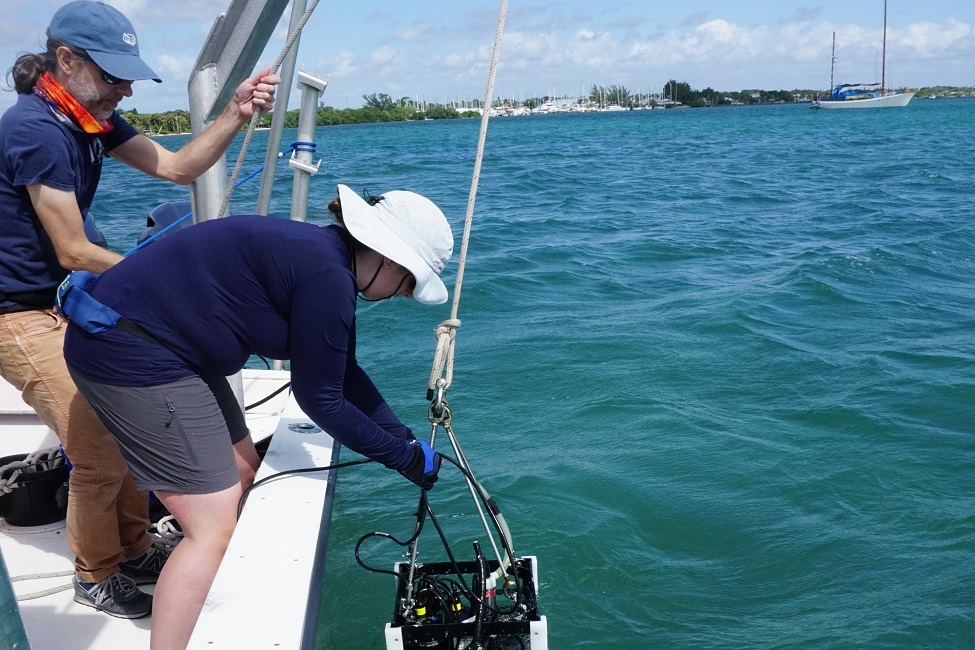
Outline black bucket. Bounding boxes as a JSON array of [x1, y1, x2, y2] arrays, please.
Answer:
[[0, 454, 69, 527]]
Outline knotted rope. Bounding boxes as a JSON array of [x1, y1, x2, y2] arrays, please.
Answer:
[[148, 514, 184, 553], [427, 0, 508, 396], [0, 447, 65, 495]]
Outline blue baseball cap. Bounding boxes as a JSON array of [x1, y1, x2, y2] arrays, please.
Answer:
[[46, 1, 161, 83]]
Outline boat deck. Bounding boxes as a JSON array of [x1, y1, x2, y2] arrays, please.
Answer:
[[0, 370, 338, 649]]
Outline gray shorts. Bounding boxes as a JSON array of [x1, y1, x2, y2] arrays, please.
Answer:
[[69, 372, 250, 495]]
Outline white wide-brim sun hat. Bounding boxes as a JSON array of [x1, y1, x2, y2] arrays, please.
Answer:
[[337, 184, 454, 305]]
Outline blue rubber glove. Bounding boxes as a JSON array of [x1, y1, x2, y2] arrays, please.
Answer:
[[399, 440, 441, 490]]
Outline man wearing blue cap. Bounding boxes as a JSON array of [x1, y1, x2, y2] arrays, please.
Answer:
[[0, 1, 279, 620]]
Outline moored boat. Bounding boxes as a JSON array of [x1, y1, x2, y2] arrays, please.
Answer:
[[810, 1, 914, 110], [811, 84, 915, 109]]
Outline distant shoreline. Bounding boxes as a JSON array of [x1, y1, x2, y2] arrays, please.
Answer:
[[136, 89, 974, 136]]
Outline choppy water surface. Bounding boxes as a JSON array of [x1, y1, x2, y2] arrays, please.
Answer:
[[95, 99, 975, 648]]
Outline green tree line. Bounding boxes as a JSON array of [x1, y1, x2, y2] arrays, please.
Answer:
[[583, 80, 829, 107], [118, 108, 195, 135], [121, 84, 974, 134], [576, 81, 972, 108], [119, 92, 479, 135]]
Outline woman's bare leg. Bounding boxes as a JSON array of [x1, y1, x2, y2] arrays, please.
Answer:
[[150, 485, 241, 650]]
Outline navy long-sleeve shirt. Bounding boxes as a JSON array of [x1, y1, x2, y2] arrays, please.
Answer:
[[63, 216, 416, 470]]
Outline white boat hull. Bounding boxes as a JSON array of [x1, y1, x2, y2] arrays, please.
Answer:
[[811, 91, 915, 109]]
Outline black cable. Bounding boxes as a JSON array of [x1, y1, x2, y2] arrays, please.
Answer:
[[425, 498, 520, 619], [437, 455, 524, 611], [354, 491, 429, 577], [353, 454, 523, 619], [243, 380, 292, 411], [472, 541, 489, 649], [232, 444, 529, 625], [236, 457, 373, 519]]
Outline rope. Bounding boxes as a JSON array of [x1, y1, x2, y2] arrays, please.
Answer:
[[0, 459, 27, 495], [2, 448, 70, 600], [10, 570, 73, 582], [217, 0, 322, 220], [0, 447, 65, 494], [124, 210, 193, 257], [8, 514, 180, 602], [14, 581, 74, 601], [147, 514, 183, 553], [427, 0, 508, 395], [10, 569, 74, 601]]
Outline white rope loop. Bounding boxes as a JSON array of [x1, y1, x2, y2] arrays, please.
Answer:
[[0, 446, 64, 494], [14, 580, 74, 601], [427, 0, 508, 395], [11, 568, 74, 602], [148, 514, 184, 553], [0, 461, 26, 495]]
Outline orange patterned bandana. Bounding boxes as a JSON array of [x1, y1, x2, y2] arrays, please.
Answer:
[[33, 71, 113, 134]]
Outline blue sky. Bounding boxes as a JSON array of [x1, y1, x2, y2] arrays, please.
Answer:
[[2, 0, 973, 114]]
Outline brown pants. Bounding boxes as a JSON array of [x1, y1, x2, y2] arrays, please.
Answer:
[[0, 308, 152, 583]]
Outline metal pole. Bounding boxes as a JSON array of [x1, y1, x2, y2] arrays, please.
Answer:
[[186, 0, 292, 401], [188, 68, 227, 222], [830, 32, 835, 92], [272, 69, 325, 371], [255, 0, 310, 216], [187, 0, 292, 222], [288, 70, 326, 223], [881, 0, 888, 93]]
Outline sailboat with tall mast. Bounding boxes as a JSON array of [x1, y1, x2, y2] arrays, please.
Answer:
[[810, 0, 915, 109]]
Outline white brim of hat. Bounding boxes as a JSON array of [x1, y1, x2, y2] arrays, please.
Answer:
[[338, 184, 448, 305]]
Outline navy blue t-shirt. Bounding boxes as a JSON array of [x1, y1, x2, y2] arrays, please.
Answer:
[[0, 92, 137, 307], [63, 216, 417, 471]]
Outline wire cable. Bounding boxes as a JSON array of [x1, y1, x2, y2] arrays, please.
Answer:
[[236, 457, 373, 519]]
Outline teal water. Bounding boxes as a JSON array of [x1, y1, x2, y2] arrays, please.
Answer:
[[94, 100, 975, 648]]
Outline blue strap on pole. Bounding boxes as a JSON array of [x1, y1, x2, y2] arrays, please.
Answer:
[[124, 211, 193, 256]]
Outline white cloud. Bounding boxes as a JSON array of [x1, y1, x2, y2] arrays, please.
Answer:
[[2, 2, 973, 113], [566, 29, 619, 70], [329, 52, 360, 78], [697, 19, 751, 46], [508, 31, 559, 59], [393, 27, 429, 43], [370, 46, 400, 64], [155, 54, 197, 79], [897, 18, 973, 57]]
